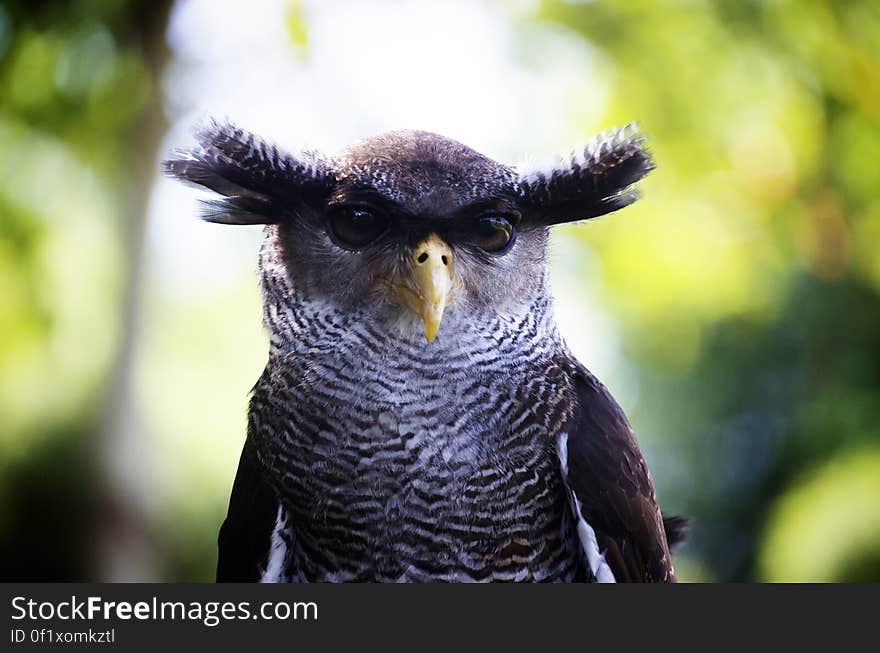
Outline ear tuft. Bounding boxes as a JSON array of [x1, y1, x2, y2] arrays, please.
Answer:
[[163, 120, 334, 225], [518, 123, 655, 225]]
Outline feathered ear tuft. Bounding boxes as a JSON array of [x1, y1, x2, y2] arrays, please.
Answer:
[[163, 120, 334, 225], [517, 123, 655, 225]]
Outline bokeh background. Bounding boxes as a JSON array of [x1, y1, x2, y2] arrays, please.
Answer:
[[2, 0, 879, 582]]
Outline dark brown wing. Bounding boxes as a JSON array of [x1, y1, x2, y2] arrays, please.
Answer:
[[216, 437, 280, 582], [560, 362, 676, 582]]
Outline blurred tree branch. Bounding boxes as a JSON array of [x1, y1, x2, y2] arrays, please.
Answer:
[[97, 0, 174, 581]]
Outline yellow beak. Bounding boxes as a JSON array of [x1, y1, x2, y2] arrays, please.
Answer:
[[397, 233, 454, 343]]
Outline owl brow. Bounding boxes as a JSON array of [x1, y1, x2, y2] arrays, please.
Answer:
[[326, 187, 401, 213], [451, 198, 522, 223]]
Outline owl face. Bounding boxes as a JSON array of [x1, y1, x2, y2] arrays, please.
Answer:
[[166, 123, 652, 343], [269, 130, 549, 342]]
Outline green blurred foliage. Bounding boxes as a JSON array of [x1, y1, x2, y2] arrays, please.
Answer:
[[0, 0, 167, 580], [540, 0, 880, 580]]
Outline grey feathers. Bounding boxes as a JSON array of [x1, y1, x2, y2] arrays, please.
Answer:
[[250, 244, 582, 581], [334, 129, 521, 211]]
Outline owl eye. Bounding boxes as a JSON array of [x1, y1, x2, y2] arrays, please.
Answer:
[[328, 206, 389, 249], [472, 216, 515, 253]]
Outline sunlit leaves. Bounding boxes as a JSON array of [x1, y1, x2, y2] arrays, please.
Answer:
[[761, 446, 880, 582], [0, 117, 120, 452], [541, 0, 880, 580]]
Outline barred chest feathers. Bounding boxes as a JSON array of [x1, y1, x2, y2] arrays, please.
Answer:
[[249, 227, 583, 582]]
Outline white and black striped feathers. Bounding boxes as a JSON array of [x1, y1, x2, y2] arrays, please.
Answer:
[[518, 123, 655, 225], [166, 122, 683, 583]]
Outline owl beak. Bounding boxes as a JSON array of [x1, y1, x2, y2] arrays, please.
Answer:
[[401, 233, 454, 343]]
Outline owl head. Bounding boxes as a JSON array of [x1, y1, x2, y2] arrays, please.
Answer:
[[165, 122, 653, 343]]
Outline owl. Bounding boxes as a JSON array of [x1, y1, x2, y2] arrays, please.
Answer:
[[165, 122, 685, 582]]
